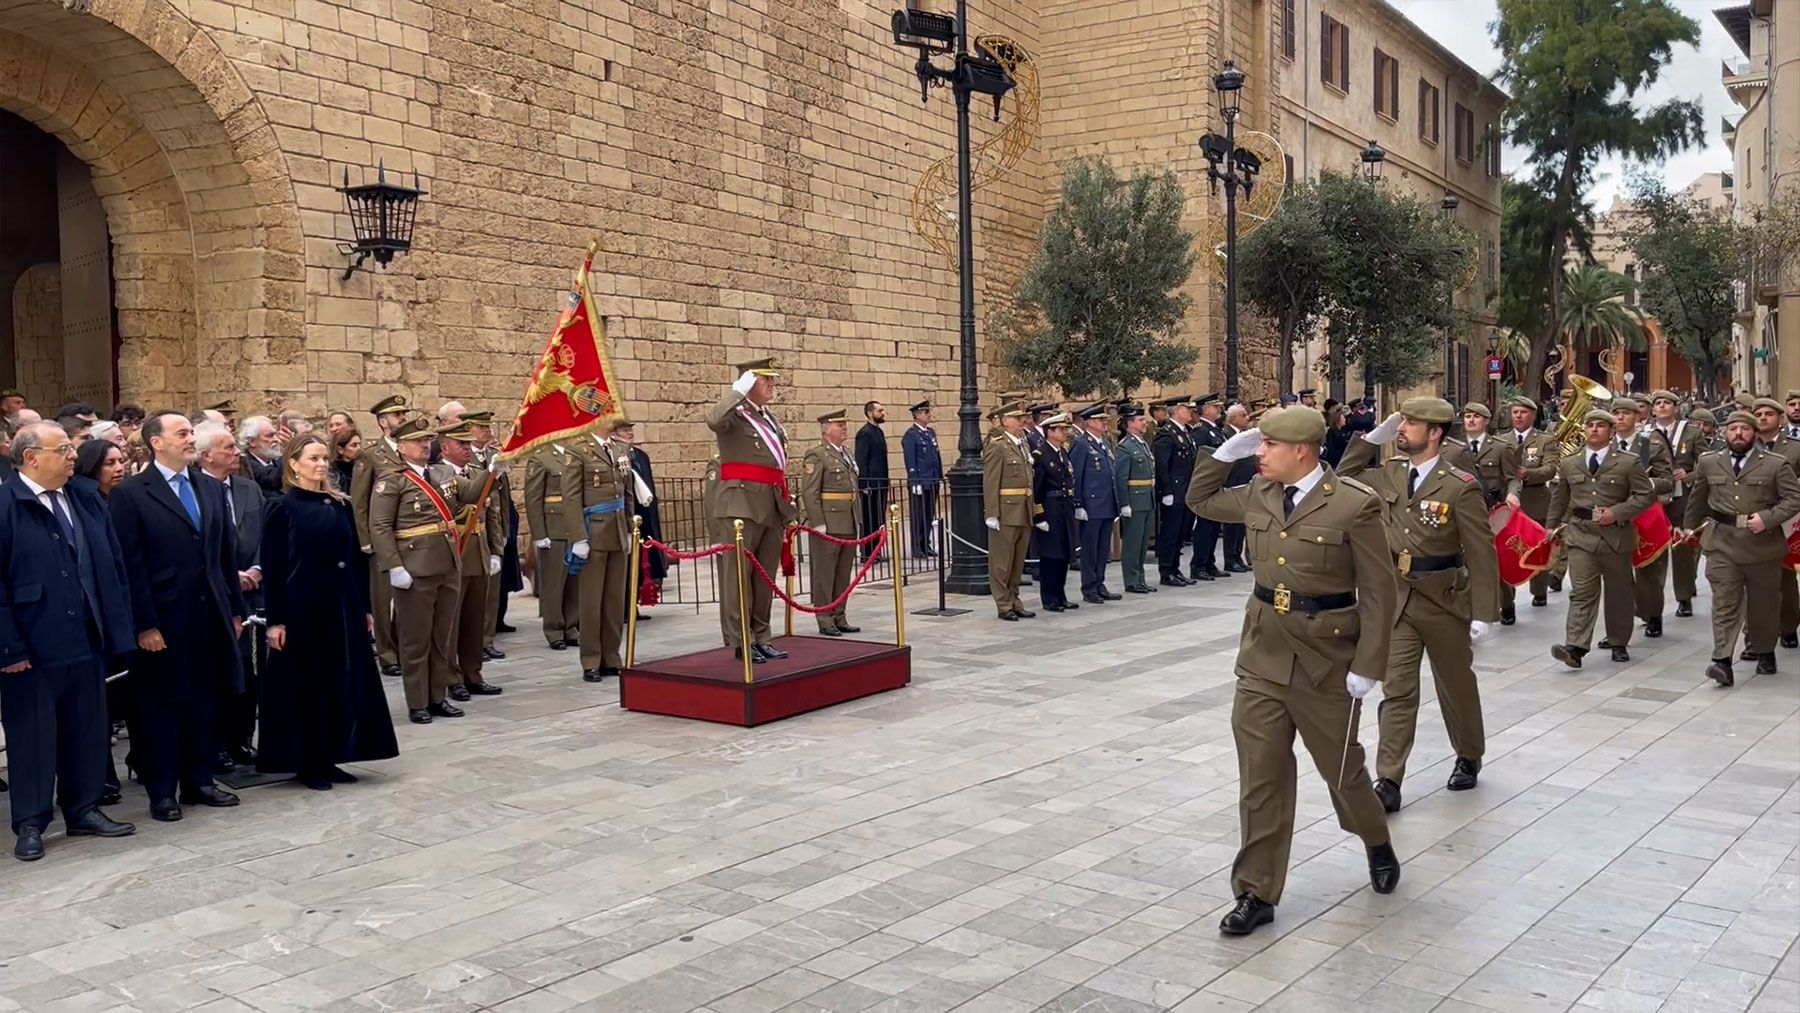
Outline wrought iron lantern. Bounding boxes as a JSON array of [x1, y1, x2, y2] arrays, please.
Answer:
[[337, 163, 424, 280]]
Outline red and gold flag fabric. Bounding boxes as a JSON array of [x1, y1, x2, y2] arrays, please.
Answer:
[[1490, 504, 1549, 587], [498, 239, 626, 460], [1631, 502, 1672, 569]]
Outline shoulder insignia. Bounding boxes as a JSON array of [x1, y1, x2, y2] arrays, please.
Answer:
[[1337, 476, 1375, 497], [375, 480, 387, 494], [805, 459, 816, 474], [1450, 466, 1475, 483]]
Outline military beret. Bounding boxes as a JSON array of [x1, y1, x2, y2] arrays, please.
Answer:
[[817, 408, 848, 424], [1261, 405, 1326, 444], [734, 356, 779, 376], [1726, 411, 1757, 428], [1399, 396, 1455, 424], [1582, 408, 1615, 426], [1041, 413, 1074, 429], [1688, 407, 1717, 424], [1510, 396, 1540, 414], [1753, 397, 1785, 413], [1609, 397, 1643, 414], [392, 416, 434, 440], [910, 399, 931, 413], [0, 388, 21, 400], [1734, 393, 1755, 408], [435, 419, 478, 442], [370, 394, 409, 416], [1460, 402, 1491, 419], [1650, 389, 1678, 404], [1788, 389, 1800, 402]]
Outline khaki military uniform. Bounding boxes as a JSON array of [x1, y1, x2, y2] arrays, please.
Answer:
[[370, 463, 484, 709], [705, 391, 797, 649], [1338, 438, 1501, 787], [1547, 448, 1655, 649], [982, 432, 1038, 616], [474, 445, 513, 650], [1683, 447, 1800, 659], [1506, 428, 1559, 603], [560, 434, 635, 671], [1446, 434, 1517, 508], [1652, 421, 1705, 608], [524, 444, 581, 645], [450, 463, 506, 686], [351, 438, 404, 669], [1188, 456, 1396, 906], [799, 441, 859, 632], [1614, 429, 1675, 624], [1762, 436, 1800, 639]]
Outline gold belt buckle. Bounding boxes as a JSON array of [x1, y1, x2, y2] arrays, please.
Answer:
[[1739, 514, 1752, 528], [1397, 550, 1412, 575], [1272, 583, 1291, 614]]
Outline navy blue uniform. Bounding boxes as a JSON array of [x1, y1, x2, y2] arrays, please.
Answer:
[[900, 423, 941, 556], [1189, 419, 1226, 577], [1154, 422, 1197, 577], [1071, 433, 1120, 597], [1031, 443, 1077, 608]]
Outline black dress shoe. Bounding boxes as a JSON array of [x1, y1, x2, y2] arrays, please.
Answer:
[[1500, 607, 1516, 626], [1368, 842, 1402, 894], [1551, 644, 1585, 669], [1610, 647, 1630, 663], [1043, 602, 1066, 612], [99, 784, 123, 806], [1188, 570, 1213, 582], [1784, 633, 1799, 649], [1644, 617, 1662, 638], [1158, 574, 1188, 587], [1531, 595, 1547, 607], [584, 667, 610, 680], [1101, 590, 1122, 600], [1597, 639, 1613, 650], [1706, 660, 1735, 687], [1741, 646, 1760, 662], [380, 663, 402, 678], [1226, 561, 1251, 573], [1125, 584, 1153, 594], [466, 681, 503, 695], [600, 667, 622, 679], [483, 646, 507, 661], [1374, 778, 1401, 813], [66, 810, 135, 838], [818, 626, 842, 636], [1203, 566, 1228, 579], [836, 624, 861, 634], [448, 684, 472, 702], [1218, 894, 1274, 936], [550, 639, 569, 650], [1675, 601, 1693, 617], [999, 611, 1019, 621], [495, 622, 518, 633], [1757, 653, 1777, 675], [409, 708, 432, 724], [427, 701, 465, 719], [1062, 601, 1078, 610], [180, 785, 240, 807], [756, 644, 789, 661], [1446, 757, 1481, 791], [213, 751, 236, 774], [1013, 608, 1036, 618], [326, 766, 358, 784], [1549, 576, 1563, 592], [637, 612, 652, 621], [1083, 593, 1106, 604], [227, 744, 257, 767], [298, 773, 334, 791], [14, 827, 43, 862], [150, 798, 182, 822]]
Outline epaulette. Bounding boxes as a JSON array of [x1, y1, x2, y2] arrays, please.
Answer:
[[1336, 476, 1376, 497], [1448, 465, 1475, 483]]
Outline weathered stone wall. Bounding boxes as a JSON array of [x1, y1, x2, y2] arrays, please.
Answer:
[[10, 263, 62, 408]]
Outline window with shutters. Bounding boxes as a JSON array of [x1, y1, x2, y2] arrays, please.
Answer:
[[1282, 0, 1296, 59], [1373, 49, 1399, 119], [1454, 103, 1474, 163], [1418, 80, 1439, 144], [1321, 14, 1349, 92]]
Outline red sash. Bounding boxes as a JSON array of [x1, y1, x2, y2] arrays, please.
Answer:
[[720, 461, 789, 498], [400, 468, 458, 536]]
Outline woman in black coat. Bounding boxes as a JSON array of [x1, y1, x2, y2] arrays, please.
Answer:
[[258, 434, 398, 789]]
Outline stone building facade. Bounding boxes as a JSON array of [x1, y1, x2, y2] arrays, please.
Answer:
[[0, 0, 1500, 472]]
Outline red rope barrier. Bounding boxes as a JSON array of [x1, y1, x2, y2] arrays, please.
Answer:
[[642, 537, 734, 562], [791, 524, 886, 549], [747, 527, 889, 614]]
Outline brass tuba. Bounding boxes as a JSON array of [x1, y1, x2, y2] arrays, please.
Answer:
[[1549, 374, 1612, 457]]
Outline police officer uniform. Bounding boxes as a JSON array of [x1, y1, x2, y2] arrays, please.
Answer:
[[350, 394, 410, 676], [1548, 409, 1656, 667], [1031, 414, 1078, 611], [982, 402, 1038, 619], [1683, 411, 1800, 686], [1071, 404, 1120, 602], [561, 418, 636, 680], [900, 400, 942, 557], [706, 358, 798, 661], [1188, 406, 1400, 936], [799, 411, 862, 636], [1338, 398, 1502, 810], [1113, 405, 1157, 593], [1649, 390, 1705, 617], [438, 421, 505, 698], [524, 442, 581, 648]]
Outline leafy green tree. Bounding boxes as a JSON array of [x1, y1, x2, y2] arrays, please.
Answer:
[[1558, 263, 1644, 367], [993, 158, 1198, 398], [1494, 0, 1704, 389]]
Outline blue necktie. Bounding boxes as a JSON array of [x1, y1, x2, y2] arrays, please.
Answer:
[[48, 490, 76, 547], [173, 472, 201, 529]]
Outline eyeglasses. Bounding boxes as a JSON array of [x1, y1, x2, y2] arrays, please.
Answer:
[[31, 444, 76, 457]]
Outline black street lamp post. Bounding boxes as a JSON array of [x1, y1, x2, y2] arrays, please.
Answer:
[[892, 3, 1015, 597], [1359, 140, 1385, 402], [1198, 62, 1257, 404], [1440, 192, 1460, 402]]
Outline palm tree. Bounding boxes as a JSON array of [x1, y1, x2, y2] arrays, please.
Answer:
[[1557, 263, 1646, 367]]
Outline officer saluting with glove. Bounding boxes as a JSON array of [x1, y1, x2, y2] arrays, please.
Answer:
[[1188, 406, 1401, 937]]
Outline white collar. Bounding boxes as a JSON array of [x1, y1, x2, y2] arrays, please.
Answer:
[[154, 461, 187, 484], [18, 474, 49, 499], [913, 422, 931, 432], [1466, 432, 1488, 449], [1407, 455, 1441, 485], [409, 462, 428, 476], [1287, 464, 1326, 504], [1588, 445, 1611, 463]]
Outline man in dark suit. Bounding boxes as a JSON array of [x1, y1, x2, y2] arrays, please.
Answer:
[[854, 401, 889, 561], [196, 422, 264, 769], [237, 415, 283, 495], [108, 410, 247, 822], [0, 422, 138, 860], [1221, 403, 1254, 571], [1188, 394, 1229, 580]]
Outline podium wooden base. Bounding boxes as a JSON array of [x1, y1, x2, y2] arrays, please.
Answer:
[[619, 635, 911, 726]]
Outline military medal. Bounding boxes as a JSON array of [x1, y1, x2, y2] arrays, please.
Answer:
[[1418, 500, 1450, 528]]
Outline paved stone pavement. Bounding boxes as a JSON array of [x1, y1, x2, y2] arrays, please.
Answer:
[[1, 571, 1796, 1013]]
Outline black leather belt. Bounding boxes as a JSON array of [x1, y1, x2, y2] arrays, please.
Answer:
[[1712, 511, 1739, 527], [1254, 583, 1355, 614], [1570, 507, 1594, 520], [1395, 552, 1463, 572]]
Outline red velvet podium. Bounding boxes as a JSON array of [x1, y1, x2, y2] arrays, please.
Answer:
[[619, 635, 911, 726]]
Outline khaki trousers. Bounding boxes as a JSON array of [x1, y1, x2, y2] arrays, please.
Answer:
[[1634, 551, 1668, 621], [808, 533, 854, 632], [370, 558, 398, 668], [483, 563, 501, 649], [988, 523, 1030, 615], [395, 571, 459, 710], [1566, 545, 1636, 649], [1707, 554, 1781, 659], [1378, 593, 1485, 785], [577, 548, 628, 670], [1231, 672, 1390, 906], [537, 541, 579, 644], [454, 569, 492, 686], [717, 518, 782, 648], [1671, 540, 1700, 605], [1782, 568, 1799, 636]]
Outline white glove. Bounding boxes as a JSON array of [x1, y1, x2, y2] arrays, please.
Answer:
[[1470, 620, 1492, 641], [388, 567, 414, 590], [1034, 521, 1049, 532], [912, 484, 922, 494], [572, 540, 591, 560], [1161, 495, 1174, 506], [985, 517, 1000, 531], [1075, 507, 1089, 522], [488, 555, 502, 576], [632, 470, 654, 505], [732, 370, 758, 395], [1364, 412, 1403, 444], [1214, 428, 1263, 461], [1120, 506, 1132, 518], [534, 537, 552, 549], [1346, 672, 1378, 699]]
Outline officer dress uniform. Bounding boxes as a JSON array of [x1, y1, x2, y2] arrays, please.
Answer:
[[1339, 400, 1502, 807], [982, 403, 1038, 619], [350, 396, 409, 675], [440, 425, 505, 696], [1683, 424, 1800, 685], [1187, 407, 1400, 933], [705, 359, 798, 657], [1548, 411, 1656, 665], [1031, 417, 1078, 611], [524, 443, 581, 647], [799, 415, 861, 635], [1113, 409, 1157, 593], [1613, 411, 1676, 636], [1506, 403, 1560, 607], [560, 425, 636, 679], [1153, 405, 1197, 584], [1650, 397, 1705, 615], [1071, 409, 1120, 601], [901, 402, 942, 557], [1189, 396, 1227, 578]]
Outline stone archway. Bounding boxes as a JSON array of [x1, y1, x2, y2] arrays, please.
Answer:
[[0, 0, 305, 409]]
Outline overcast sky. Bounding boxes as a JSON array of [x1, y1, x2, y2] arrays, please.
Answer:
[[1388, 0, 1738, 209]]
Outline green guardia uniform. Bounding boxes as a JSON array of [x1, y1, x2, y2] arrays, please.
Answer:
[[1114, 423, 1157, 591]]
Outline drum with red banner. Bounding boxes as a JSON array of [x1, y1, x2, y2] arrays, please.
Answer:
[[1632, 502, 1673, 569], [1489, 504, 1550, 586], [1785, 517, 1800, 571]]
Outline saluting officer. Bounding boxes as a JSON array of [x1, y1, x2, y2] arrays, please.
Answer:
[[1190, 394, 1230, 580], [1683, 411, 1800, 686], [524, 442, 580, 650], [799, 410, 862, 637], [983, 402, 1038, 620], [1114, 404, 1157, 594], [1031, 413, 1078, 612], [1505, 398, 1560, 610], [1649, 390, 1704, 618], [1154, 396, 1198, 585], [436, 420, 505, 700], [369, 416, 485, 724], [1189, 406, 1401, 937], [1548, 409, 1656, 668], [1610, 397, 1675, 640], [350, 394, 412, 677], [1071, 404, 1120, 603], [561, 416, 636, 681], [1750, 397, 1800, 650], [1339, 398, 1502, 811], [707, 358, 798, 662], [900, 399, 941, 557]]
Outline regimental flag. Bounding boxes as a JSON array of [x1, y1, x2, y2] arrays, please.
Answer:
[[1490, 504, 1550, 586], [1784, 515, 1800, 571], [1632, 501, 1672, 569], [498, 239, 626, 460]]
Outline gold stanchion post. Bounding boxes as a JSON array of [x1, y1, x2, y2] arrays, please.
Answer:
[[889, 503, 905, 647], [625, 515, 641, 668], [734, 519, 753, 684]]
